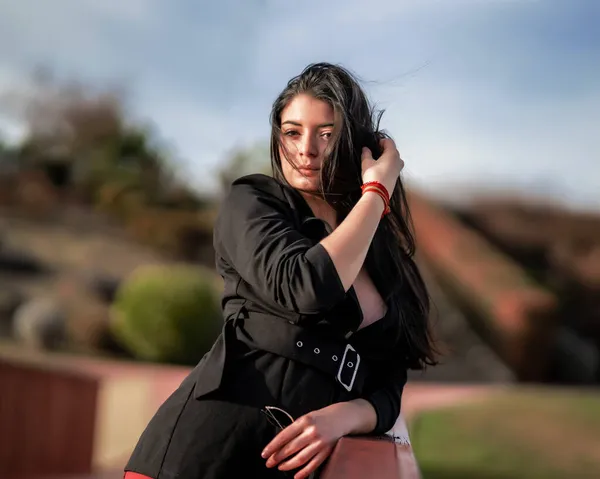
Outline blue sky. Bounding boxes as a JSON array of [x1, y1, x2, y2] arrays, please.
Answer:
[[0, 0, 598, 209]]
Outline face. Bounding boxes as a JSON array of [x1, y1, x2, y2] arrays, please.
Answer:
[[278, 93, 335, 193]]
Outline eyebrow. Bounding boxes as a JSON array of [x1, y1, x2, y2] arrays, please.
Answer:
[[281, 120, 334, 128]]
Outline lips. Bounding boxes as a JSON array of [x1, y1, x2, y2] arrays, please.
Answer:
[[298, 167, 320, 176]]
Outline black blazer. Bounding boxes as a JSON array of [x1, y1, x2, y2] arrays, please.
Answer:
[[192, 173, 408, 435]]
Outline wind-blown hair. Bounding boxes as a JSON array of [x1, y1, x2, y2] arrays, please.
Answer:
[[269, 62, 437, 369]]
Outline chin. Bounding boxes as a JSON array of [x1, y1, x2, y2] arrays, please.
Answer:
[[289, 175, 321, 193]]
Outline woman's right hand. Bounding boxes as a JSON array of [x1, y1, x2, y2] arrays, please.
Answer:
[[361, 138, 404, 195]]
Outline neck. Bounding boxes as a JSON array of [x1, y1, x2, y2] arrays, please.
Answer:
[[301, 192, 338, 229]]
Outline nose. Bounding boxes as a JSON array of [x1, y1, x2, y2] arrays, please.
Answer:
[[299, 134, 318, 158]]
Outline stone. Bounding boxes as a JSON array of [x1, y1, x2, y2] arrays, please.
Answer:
[[12, 296, 67, 350]]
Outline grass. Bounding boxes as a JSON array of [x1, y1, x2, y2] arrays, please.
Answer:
[[409, 387, 600, 479]]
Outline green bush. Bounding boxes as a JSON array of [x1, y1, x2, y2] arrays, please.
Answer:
[[110, 264, 223, 365]]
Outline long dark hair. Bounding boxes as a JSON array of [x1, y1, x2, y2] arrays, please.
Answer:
[[269, 62, 437, 370]]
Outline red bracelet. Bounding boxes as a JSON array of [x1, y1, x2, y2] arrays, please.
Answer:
[[364, 188, 389, 218], [361, 181, 391, 218], [361, 181, 390, 203], [361, 183, 390, 213]]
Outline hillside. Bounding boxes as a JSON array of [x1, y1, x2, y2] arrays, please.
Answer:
[[1, 170, 598, 385], [452, 198, 600, 384]]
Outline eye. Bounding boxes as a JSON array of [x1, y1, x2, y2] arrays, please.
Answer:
[[284, 130, 299, 137], [321, 132, 332, 139]]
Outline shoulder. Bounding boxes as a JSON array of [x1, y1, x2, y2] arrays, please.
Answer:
[[225, 174, 288, 202], [213, 174, 306, 257], [216, 174, 300, 231], [220, 173, 301, 214]]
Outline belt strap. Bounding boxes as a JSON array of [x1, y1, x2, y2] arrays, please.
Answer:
[[235, 312, 368, 395]]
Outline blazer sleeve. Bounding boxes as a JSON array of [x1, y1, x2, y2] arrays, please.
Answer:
[[214, 181, 347, 316], [363, 357, 408, 436]]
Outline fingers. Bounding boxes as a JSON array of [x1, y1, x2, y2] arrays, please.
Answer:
[[379, 137, 404, 173], [361, 147, 375, 175], [262, 419, 306, 459], [276, 440, 323, 471], [293, 448, 332, 479], [265, 432, 312, 468], [379, 137, 396, 151], [262, 410, 338, 478]]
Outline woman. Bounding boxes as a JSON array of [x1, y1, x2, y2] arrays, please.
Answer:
[[124, 62, 437, 479]]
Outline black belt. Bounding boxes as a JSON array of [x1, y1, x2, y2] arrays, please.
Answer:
[[233, 312, 368, 395]]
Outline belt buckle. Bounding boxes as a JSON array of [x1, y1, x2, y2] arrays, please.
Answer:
[[337, 343, 360, 392]]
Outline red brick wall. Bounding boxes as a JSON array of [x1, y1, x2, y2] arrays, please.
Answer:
[[0, 359, 99, 479]]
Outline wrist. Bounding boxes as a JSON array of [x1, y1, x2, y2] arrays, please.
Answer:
[[339, 399, 378, 436], [361, 188, 387, 214], [361, 175, 395, 196], [361, 181, 391, 218]]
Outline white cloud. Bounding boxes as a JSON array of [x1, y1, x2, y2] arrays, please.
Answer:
[[76, 0, 159, 24], [0, 0, 598, 209], [0, 66, 29, 143], [390, 82, 600, 210], [0, 0, 161, 82]]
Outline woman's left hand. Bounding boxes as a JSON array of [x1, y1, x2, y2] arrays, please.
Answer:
[[261, 402, 355, 478]]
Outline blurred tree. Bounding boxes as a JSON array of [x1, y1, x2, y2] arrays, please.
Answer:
[[0, 66, 201, 211], [0, 135, 19, 173], [0, 67, 282, 260]]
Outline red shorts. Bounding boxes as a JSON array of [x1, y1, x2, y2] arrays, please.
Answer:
[[124, 472, 153, 479]]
